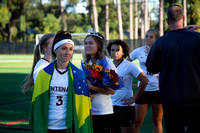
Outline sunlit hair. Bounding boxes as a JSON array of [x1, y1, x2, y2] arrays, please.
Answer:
[[21, 33, 55, 93], [51, 31, 72, 61], [107, 40, 129, 59], [146, 29, 160, 39], [167, 5, 184, 24], [83, 32, 106, 63]]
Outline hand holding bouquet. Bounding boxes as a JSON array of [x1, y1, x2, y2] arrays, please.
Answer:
[[81, 61, 123, 94]]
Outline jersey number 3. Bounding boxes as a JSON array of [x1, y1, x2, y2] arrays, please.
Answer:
[[56, 96, 63, 106]]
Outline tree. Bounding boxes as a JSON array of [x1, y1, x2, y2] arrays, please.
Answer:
[[117, 0, 123, 40], [129, 0, 133, 40], [6, 0, 30, 42], [42, 14, 61, 33], [59, 0, 66, 30], [105, 0, 109, 41], [144, 0, 149, 33], [134, 0, 138, 40], [187, 0, 200, 25], [159, 0, 164, 36], [140, 0, 145, 39], [182, 0, 187, 27], [0, 6, 11, 41], [91, 0, 99, 32]]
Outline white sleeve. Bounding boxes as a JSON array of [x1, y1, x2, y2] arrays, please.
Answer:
[[129, 62, 143, 78], [33, 60, 49, 83], [129, 48, 138, 61]]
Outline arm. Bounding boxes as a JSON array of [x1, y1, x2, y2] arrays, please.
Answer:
[[122, 72, 148, 105], [186, 25, 200, 30], [87, 80, 115, 94]]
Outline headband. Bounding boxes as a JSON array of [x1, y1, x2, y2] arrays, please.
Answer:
[[53, 39, 74, 51], [86, 27, 103, 39]]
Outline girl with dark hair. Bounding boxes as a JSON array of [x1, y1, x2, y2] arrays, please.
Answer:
[[29, 31, 93, 133], [81, 28, 117, 133], [22, 33, 55, 93], [107, 40, 148, 133]]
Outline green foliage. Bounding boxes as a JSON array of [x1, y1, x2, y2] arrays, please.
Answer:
[[66, 12, 90, 33], [187, 0, 200, 25], [19, 16, 26, 32], [42, 13, 62, 33], [0, 6, 11, 28], [26, 6, 45, 28]]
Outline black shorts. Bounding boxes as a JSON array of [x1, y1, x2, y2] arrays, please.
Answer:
[[135, 90, 162, 104], [92, 114, 114, 133], [113, 106, 135, 127], [48, 129, 67, 133]]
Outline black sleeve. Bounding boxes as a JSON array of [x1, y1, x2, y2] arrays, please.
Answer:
[[145, 39, 162, 74]]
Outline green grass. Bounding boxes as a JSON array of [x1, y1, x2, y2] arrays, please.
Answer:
[[0, 54, 164, 133]]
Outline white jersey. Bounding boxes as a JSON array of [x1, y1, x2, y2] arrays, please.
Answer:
[[111, 60, 143, 106], [33, 58, 50, 83], [80, 56, 116, 115], [48, 68, 68, 130], [130, 45, 159, 91]]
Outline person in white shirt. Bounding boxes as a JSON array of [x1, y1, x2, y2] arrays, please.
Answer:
[[22, 33, 55, 93], [30, 31, 93, 133], [107, 40, 148, 133], [128, 29, 163, 133], [82, 27, 116, 133]]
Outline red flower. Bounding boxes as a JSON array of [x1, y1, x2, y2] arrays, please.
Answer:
[[91, 69, 99, 78]]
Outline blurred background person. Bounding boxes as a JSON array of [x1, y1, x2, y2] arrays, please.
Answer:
[[21, 33, 55, 93], [128, 29, 163, 133]]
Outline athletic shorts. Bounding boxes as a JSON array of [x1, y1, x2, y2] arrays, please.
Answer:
[[113, 106, 135, 127], [48, 129, 67, 133], [135, 90, 162, 104], [92, 114, 114, 133]]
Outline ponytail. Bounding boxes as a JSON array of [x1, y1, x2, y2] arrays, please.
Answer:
[[21, 45, 41, 93], [21, 33, 55, 93]]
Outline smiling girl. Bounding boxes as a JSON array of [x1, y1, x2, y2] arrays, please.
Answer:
[[29, 31, 92, 133], [82, 27, 117, 133], [128, 29, 163, 133]]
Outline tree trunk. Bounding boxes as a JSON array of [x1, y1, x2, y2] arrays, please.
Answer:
[[183, 0, 187, 27], [129, 0, 133, 40], [92, 0, 99, 32], [144, 0, 148, 33], [59, 0, 66, 31], [159, 0, 164, 36], [117, 0, 123, 40], [86, 0, 92, 27], [140, 0, 145, 39], [134, 0, 138, 40], [105, 0, 109, 41]]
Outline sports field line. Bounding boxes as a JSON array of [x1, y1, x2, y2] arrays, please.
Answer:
[[0, 64, 32, 68], [0, 61, 81, 68], [0, 118, 29, 127]]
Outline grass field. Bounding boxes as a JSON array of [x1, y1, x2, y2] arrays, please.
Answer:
[[0, 54, 164, 133]]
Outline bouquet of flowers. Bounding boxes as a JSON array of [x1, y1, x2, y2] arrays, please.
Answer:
[[81, 60, 123, 94]]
